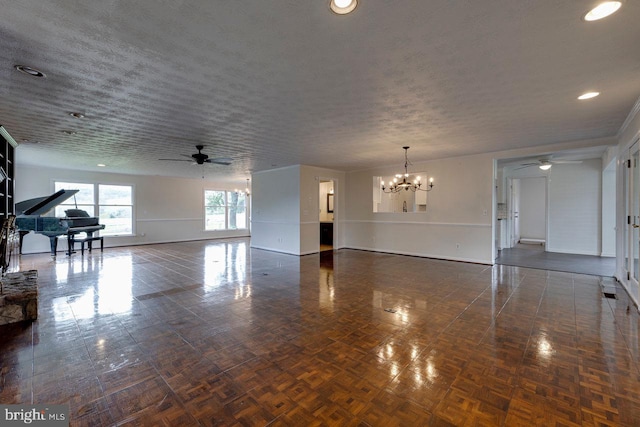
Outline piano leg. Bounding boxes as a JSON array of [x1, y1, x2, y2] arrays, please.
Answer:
[[67, 233, 76, 256], [48, 236, 59, 257]]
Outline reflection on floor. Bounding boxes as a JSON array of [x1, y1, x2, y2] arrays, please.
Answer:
[[497, 243, 616, 277], [1, 238, 639, 425]]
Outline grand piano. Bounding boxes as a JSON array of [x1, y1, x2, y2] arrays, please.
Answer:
[[15, 189, 106, 256]]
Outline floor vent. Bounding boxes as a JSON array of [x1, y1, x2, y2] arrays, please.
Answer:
[[603, 292, 617, 299]]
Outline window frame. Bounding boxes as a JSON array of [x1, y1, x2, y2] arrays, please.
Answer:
[[204, 189, 248, 231], [53, 180, 135, 237]]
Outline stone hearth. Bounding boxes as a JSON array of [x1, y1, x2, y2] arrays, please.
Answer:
[[0, 270, 38, 325]]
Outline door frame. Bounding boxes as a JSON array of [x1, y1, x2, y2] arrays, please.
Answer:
[[318, 178, 336, 250], [621, 138, 640, 307]]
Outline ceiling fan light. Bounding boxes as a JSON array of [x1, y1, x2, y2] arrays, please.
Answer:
[[584, 1, 622, 21], [539, 164, 552, 171]]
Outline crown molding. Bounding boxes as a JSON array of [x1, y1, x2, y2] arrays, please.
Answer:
[[617, 95, 640, 140]]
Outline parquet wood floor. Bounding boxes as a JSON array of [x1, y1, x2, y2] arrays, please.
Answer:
[[1, 238, 639, 426]]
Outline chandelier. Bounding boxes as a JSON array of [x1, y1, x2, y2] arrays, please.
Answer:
[[381, 146, 434, 193], [235, 179, 251, 196]]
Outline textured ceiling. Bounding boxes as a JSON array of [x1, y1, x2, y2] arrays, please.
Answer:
[[0, 1, 638, 183]]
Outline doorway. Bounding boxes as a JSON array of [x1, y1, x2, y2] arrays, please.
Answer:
[[497, 153, 617, 277], [506, 176, 547, 248], [319, 180, 334, 252]]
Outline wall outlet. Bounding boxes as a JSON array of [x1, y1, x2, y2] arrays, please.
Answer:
[[483, 209, 488, 216], [456, 243, 460, 250]]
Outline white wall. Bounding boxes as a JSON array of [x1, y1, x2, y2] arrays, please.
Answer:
[[546, 159, 602, 255], [15, 165, 250, 254], [518, 177, 546, 241], [601, 160, 616, 257], [251, 165, 345, 256], [251, 166, 301, 255], [344, 153, 494, 264]]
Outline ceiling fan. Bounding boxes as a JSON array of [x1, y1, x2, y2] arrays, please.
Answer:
[[516, 157, 582, 170], [159, 145, 232, 166]]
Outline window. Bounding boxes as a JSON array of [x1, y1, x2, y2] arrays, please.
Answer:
[[205, 190, 247, 231], [99, 185, 133, 235], [54, 182, 95, 217], [54, 181, 134, 236]]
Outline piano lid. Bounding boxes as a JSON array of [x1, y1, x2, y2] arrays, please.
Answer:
[[15, 189, 80, 216]]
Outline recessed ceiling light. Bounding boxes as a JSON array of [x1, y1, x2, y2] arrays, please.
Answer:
[[97, 164, 106, 167], [584, 1, 622, 21], [61, 130, 77, 135], [69, 112, 85, 119], [14, 65, 46, 78], [330, 0, 358, 15], [578, 91, 600, 100]]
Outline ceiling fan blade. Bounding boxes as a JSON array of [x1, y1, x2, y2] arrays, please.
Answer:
[[516, 162, 538, 167], [551, 160, 582, 164], [158, 158, 194, 162], [514, 165, 535, 170], [205, 158, 233, 165]]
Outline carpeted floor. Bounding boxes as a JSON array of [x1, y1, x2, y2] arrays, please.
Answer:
[[496, 243, 616, 277]]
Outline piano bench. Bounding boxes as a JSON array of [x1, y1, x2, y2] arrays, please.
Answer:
[[71, 236, 104, 255]]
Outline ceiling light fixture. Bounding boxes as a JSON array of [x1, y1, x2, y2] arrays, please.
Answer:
[[235, 179, 251, 196], [61, 130, 77, 135], [578, 91, 600, 100], [97, 164, 106, 167], [69, 112, 85, 119], [381, 146, 434, 193], [330, 0, 358, 15], [539, 163, 552, 171], [14, 65, 46, 78], [584, 1, 622, 21]]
